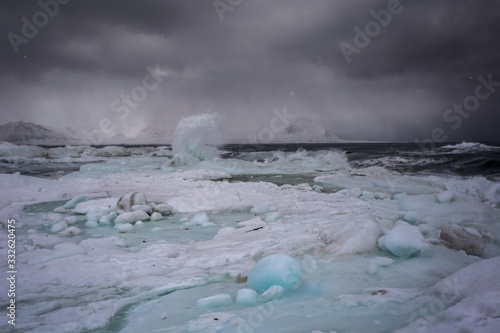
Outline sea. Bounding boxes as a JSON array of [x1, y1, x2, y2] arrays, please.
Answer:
[[3, 141, 500, 179]]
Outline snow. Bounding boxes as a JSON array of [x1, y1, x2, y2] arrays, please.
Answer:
[[250, 205, 277, 214], [395, 256, 500, 333], [246, 254, 303, 293], [263, 211, 282, 222], [0, 129, 499, 332], [378, 221, 425, 258]]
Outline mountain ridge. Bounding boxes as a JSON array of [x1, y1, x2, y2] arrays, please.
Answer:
[[0, 122, 173, 146]]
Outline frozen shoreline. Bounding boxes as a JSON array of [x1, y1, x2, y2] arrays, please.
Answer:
[[0, 143, 499, 333]]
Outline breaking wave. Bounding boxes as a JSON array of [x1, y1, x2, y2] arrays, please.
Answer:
[[172, 113, 223, 165]]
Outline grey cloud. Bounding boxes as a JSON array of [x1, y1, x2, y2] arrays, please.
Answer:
[[0, 0, 499, 142]]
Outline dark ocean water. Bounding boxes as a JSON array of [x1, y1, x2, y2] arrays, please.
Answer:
[[2, 142, 500, 179], [222, 142, 500, 178]]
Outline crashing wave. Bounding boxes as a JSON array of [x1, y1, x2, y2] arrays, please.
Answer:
[[441, 141, 500, 152], [171, 113, 223, 165]]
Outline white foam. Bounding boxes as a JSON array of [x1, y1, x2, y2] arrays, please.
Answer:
[[441, 141, 499, 152], [172, 113, 223, 165]]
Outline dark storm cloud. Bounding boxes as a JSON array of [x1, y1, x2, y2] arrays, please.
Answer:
[[273, 0, 500, 78], [1, 0, 212, 77], [0, 0, 499, 141]]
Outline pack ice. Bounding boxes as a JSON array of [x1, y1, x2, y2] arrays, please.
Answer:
[[0, 123, 499, 332]]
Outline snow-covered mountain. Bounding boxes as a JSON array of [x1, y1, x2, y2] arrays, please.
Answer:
[[101, 126, 172, 145], [0, 118, 340, 146], [129, 126, 173, 144], [0, 121, 173, 146], [272, 117, 341, 143], [0, 121, 82, 145]]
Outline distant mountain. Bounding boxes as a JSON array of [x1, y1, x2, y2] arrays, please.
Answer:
[[0, 121, 173, 146], [132, 126, 173, 144], [272, 117, 341, 143], [105, 126, 173, 145], [0, 121, 82, 145]]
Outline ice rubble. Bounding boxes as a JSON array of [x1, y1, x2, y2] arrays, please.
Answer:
[[0, 141, 174, 161], [0, 142, 47, 158], [0, 145, 499, 332], [114, 210, 150, 224]]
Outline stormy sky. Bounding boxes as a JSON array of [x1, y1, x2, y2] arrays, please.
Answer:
[[1, 0, 499, 142]]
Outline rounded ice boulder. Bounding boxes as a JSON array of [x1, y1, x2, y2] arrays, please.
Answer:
[[378, 221, 425, 259], [246, 254, 302, 293], [236, 288, 258, 306]]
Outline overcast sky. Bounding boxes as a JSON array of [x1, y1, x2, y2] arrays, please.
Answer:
[[1, 0, 499, 142]]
